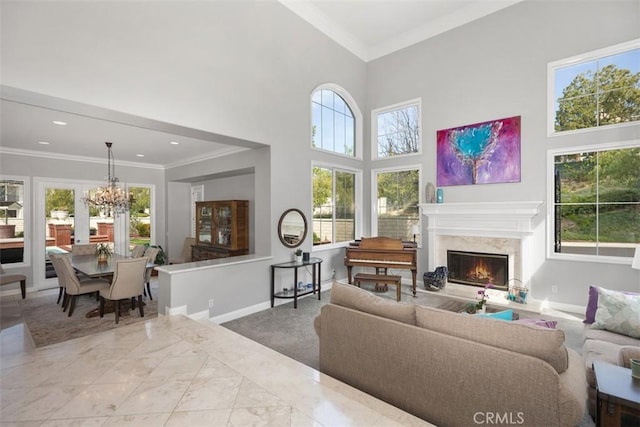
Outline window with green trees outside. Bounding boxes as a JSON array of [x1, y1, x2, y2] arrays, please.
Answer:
[[553, 145, 639, 259]]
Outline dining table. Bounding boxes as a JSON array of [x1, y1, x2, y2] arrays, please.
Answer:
[[70, 253, 156, 318], [71, 253, 155, 278]]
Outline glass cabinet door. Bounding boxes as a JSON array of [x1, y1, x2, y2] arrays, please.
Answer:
[[197, 204, 212, 244], [214, 203, 232, 246]]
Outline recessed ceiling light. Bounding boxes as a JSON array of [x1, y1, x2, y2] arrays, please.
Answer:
[[52, 120, 67, 126], [136, 154, 145, 157], [169, 141, 180, 145], [38, 141, 50, 145]]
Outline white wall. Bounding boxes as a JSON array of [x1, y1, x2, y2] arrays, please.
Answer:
[[2, 0, 638, 313], [366, 0, 640, 308]]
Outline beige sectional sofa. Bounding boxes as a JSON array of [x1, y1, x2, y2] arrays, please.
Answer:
[[581, 285, 640, 416], [315, 283, 587, 427]]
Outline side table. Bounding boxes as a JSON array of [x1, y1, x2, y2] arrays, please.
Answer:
[[593, 360, 640, 427], [271, 257, 322, 309]]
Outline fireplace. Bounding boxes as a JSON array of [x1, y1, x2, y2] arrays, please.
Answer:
[[447, 250, 508, 290]]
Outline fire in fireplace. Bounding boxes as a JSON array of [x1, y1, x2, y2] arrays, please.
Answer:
[[447, 250, 508, 290]]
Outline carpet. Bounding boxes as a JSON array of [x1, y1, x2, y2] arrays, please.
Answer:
[[17, 291, 157, 348]]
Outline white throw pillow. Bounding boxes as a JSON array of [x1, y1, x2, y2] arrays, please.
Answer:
[[592, 287, 640, 339]]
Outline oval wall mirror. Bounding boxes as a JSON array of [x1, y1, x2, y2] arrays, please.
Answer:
[[278, 208, 307, 248]]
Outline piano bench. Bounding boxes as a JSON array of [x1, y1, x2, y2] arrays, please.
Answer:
[[353, 273, 402, 302]]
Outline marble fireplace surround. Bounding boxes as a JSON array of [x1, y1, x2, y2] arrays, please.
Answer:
[[418, 201, 543, 305]]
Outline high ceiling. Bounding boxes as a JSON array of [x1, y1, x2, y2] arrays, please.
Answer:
[[1, 1, 520, 169], [280, 0, 522, 61]]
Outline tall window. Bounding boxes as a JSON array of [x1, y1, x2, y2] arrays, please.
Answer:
[[550, 143, 639, 260], [373, 99, 421, 159], [312, 166, 357, 246], [0, 178, 26, 264], [129, 186, 152, 247], [312, 87, 356, 157], [374, 168, 420, 241], [548, 39, 640, 135]]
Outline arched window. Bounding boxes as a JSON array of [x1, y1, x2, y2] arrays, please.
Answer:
[[311, 85, 359, 157]]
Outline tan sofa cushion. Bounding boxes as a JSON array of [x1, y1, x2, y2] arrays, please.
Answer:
[[583, 339, 622, 387], [415, 305, 569, 373], [584, 325, 640, 346], [329, 282, 416, 325]]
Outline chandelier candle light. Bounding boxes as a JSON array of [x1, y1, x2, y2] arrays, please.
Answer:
[[82, 142, 131, 216]]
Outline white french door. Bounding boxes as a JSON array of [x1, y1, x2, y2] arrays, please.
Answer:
[[35, 178, 127, 290]]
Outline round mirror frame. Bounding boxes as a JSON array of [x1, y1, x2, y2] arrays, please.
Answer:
[[278, 208, 307, 248]]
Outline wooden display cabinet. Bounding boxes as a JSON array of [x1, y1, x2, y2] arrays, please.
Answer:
[[193, 200, 249, 261]]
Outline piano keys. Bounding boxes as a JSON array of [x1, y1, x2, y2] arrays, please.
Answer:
[[344, 236, 417, 297]]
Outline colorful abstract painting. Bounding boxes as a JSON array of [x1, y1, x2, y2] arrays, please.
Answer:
[[436, 116, 521, 186]]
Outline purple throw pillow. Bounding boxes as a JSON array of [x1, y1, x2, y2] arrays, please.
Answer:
[[584, 286, 640, 324], [514, 318, 557, 329], [584, 285, 600, 324]]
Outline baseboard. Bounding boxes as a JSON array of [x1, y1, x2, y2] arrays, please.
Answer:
[[210, 301, 271, 324], [209, 279, 334, 324], [165, 305, 187, 316]]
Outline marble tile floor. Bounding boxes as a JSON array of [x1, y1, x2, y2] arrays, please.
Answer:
[[0, 289, 433, 426]]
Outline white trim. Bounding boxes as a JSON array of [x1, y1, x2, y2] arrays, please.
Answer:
[[209, 301, 271, 324], [165, 305, 187, 316], [547, 38, 640, 137], [371, 164, 422, 245], [546, 140, 640, 264], [418, 201, 543, 289], [278, 0, 522, 62], [310, 83, 363, 160], [371, 98, 422, 161]]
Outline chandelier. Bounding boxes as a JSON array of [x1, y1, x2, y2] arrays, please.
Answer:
[[82, 142, 131, 216]]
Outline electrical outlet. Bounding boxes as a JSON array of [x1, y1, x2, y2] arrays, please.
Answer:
[[208, 299, 214, 308], [551, 285, 558, 294]]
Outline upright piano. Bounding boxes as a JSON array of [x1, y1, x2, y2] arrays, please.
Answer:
[[344, 236, 417, 297]]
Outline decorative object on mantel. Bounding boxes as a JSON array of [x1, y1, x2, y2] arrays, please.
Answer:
[[436, 115, 521, 186], [82, 142, 131, 216], [506, 278, 528, 304], [436, 188, 444, 203], [423, 266, 448, 291], [425, 182, 436, 203]]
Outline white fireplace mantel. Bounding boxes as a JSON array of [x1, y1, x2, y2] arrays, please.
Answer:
[[418, 201, 543, 238], [418, 201, 543, 292]]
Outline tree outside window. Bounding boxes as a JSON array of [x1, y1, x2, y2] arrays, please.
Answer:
[[551, 41, 640, 133], [312, 166, 355, 245], [129, 186, 152, 246], [375, 169, 419, 241], [553, 145, 640, 258], [374, 101, 420, 158]]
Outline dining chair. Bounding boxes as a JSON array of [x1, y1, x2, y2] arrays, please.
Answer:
[[131, 245, 146, 258], [56, 255, 110, 317], [48, 253, 68, 305], [142, 246, 159, 300], [0, 264, 27, 299], [99, 258, 148, 324], [71, 243, 98, 255]]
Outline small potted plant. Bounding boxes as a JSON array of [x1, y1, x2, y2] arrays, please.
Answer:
[[95, 243, 113, 263], [294, 248, 303, 263]]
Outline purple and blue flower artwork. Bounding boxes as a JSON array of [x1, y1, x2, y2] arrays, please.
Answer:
[[436, 115, 521, 186]]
